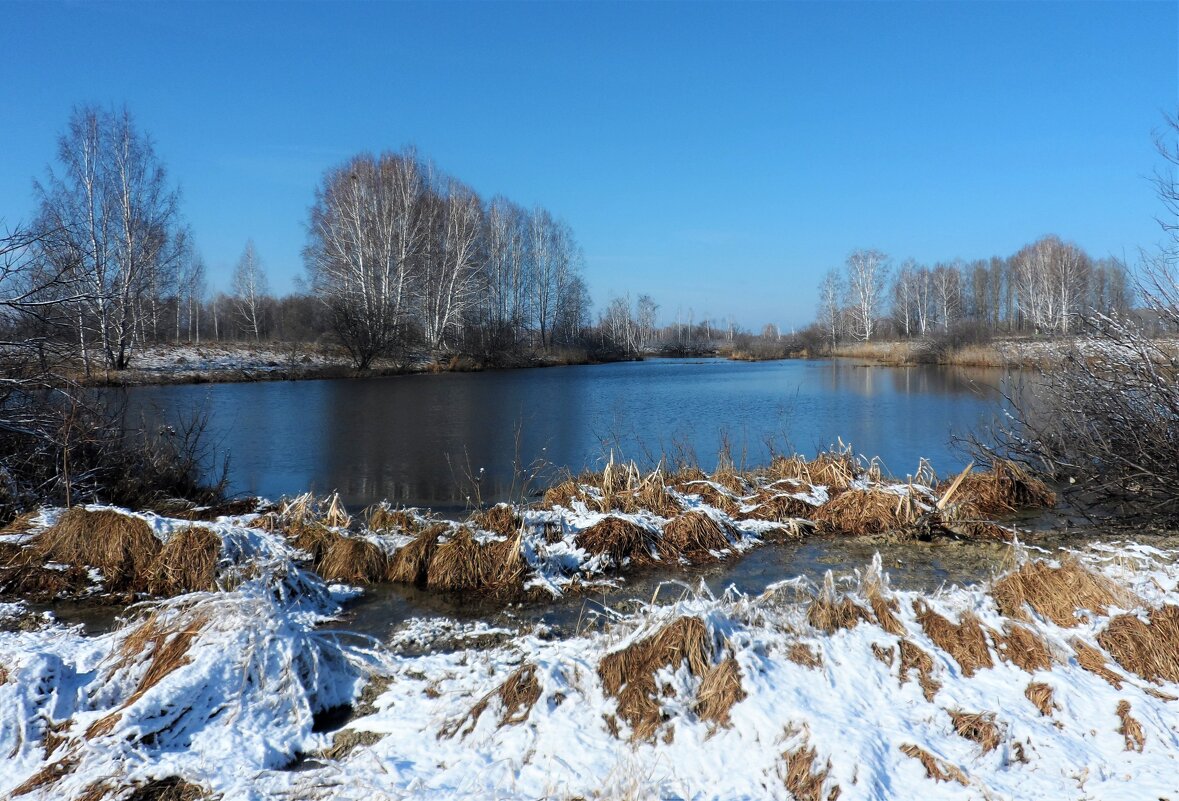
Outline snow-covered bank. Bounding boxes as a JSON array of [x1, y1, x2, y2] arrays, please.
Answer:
[[3, 535, 1178, 800]]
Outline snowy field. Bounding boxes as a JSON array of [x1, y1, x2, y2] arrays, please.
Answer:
[[2, 504, 1178, 801]]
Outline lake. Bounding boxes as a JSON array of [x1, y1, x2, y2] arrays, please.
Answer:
[[119, 358, 1009, 513]]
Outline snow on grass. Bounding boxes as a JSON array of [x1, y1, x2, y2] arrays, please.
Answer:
[[4, 537, 1178, 800]]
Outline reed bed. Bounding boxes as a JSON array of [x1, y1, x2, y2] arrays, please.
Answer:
[[990, 558, 1134, 627], [34, 508, 161, 592], [575, 517, 659, 567], [660, 512, 735, 562], [146, 527, 221, 596]]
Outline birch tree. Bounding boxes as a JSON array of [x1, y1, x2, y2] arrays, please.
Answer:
[[232, 240, 267, 341], [845, 249, 889, 341]]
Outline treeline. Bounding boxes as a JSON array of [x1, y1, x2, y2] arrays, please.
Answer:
[[814, 238, 1136, 346], [4, 105, 632, 373]]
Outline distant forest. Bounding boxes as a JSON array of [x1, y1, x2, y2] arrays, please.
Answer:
[[1, 105, 1163, 375]]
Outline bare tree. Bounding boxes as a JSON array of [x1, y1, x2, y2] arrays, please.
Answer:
[[845, 249, 889, 341], [817, 268, 843, 348], [231, 239, 267, 341]]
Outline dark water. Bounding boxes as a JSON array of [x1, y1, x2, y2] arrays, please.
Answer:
[[121, 358, 1008, 514]]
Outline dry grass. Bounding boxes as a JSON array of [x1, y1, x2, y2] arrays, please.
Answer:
[[446, 663, 543, 738], [1097, 605, 1179, 684], [744, 491, 816, 522], [34, 507, 161, 592], [317, 535, 389, 584], [862, 575, 905, 636], [807, 575, 870, 633], [949, 710, 1002, 753], [10, 756, 79, 796], [146, 527, 221, 596], [994, 622, 1053, 672], [1071, 638, 1124, 689], [787, 642, 823, 669], [913, 603, 993, 677], [899, 744, 969, 785], [0, 560, 94, 601], [944, 460, 1056, 517], [812, 489, 923, 536], [781, 739, 840, 801], [544, 460, 683, 518], [387, 524, 445, 585], [425, 527, 523, 593], [769, 451, 859, 491], [871, 643, 895, 667], [695, 656, 746, 728], [1116, 700, 1145, 752], [285, 520, 337, 564], [598, 617, 713, 741], [1025, 681, 1057, 716], [468, 504, 521, 536], [675, 481, 742, 516], [365, 504, 424, 534], [990, 558, 1134, 627], [661, 512, 734, 562], [86, 607, 209, 739], [575, 517, 659, 567], [898, 640, 941, 701], [323, 728, 384, 760], [0, 510, 40, 535]]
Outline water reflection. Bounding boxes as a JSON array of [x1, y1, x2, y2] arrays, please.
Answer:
[[119, 359, 1011, 511]]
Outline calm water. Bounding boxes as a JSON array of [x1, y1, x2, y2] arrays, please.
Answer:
[[121, 358, 1008, 514]]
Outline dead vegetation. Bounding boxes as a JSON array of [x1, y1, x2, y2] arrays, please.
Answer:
[[994, 622, 1053, 672], [387, 524, 445, 584], [1096, 605, 1179, 684], [34, 507, 161, 593], [787, 642, 823, 669], [942, 460, 1056, 517], [913, 602, 993, 677], [425, 528, 523, 593], [948, 710, 1002, 753], [365, 504, 425, 534], [990, 558, 1134, 627], [899, 743, 969, 785], [812, 489, 923, 536], [575, 517, 659, 567], [1025, 681, 1057, 716], [694, 656, 746, 728], [781, 738, 841, 801], [807, 576, 871, 633], [661, 512, 734, 562], [317, 535, 389, 584], [898, 640, 941, 701], [322, 728, 385, 760], [598, 617, 716, 741], [146, 527, 221, 596], [1070, 638, 1125, 689], [1116, 700, 1145, 752]]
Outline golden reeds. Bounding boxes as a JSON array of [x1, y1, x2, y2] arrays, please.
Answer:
[[913, 603, 993, 677], [1116, 700, 1145, 752], [598, 617, 713, 741], [575, 517, 659, 567], [1025, 682, 1057, 716], [787, 643, 823, 669], [317, 535, 389, 584], [812, 489, 922, 536], [146, 527, 221, 596], [365, 504, 424, 534], [807, 575, 870, 633], [468, 504, 521, 537], [945, 460, 1056, 517], [425, 528, 523, 593], [898, 640, 940, 701], [994, 623, 1053, 673], [675, 481, 742, 516], [34, 508, 161, 592], [387, 525, 445, 585], [694, 656, 746, 728], [446, 663, 544, 738], [1096, 605, 1179, 684], [990, 558, 1134, 627], [949, 710, 1002, 753], [660, 512, 734, 562], [899, 744, 969, 785], [781, 739, 839, 801], [1070, 638, 1124, 689], [744, 492, 815, 523]]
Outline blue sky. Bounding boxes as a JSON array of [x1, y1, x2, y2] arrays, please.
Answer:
[[1, 1, 1175, 329]]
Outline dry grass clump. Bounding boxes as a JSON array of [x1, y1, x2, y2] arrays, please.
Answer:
[[899, 639, 941, 701], [598, 617, 713, 741], [445, 663, 543, 738], [744, 491, 816, 522], [387, 524, 445, 585], [10, 756, 79, 797], [365, 504, 424, 534], [323, 728, 384, 760], [575, 517, 659, 567], [468, 503, 521, 536], [949, 710, 1002, 753], [425, 527, 523, 593], [675, 481, 742, 516], [694, 656, 746, 728], [1116, 700, 1145, 752], [899, 744, 969, 785], [87, 607, 209, 739], [913, 603, 993, 677], [544, 460, 682, 518], [787, 642, 823, 669], [770, 451, 859, 491], [1070, 638, 1124, 689], [1025, 681, 1057, 716], [994, 623, 1053, 672], [1096, 605, 1179, 684], [0, 510, 40, 535], [808, 575, 871, 633], [33, 507, 161, 592], [0, 560, 94, 601], [317, 535, 389, 584], [78, 777, 210, 801], [146, 527, 221, 596], [946, 460, 1056, 517], [990, 558, 1134, 627], [661, 512, 734, 562], [812, 489, 922, 536], [862, 575, 905, 636], [781, 739, 840, 801]]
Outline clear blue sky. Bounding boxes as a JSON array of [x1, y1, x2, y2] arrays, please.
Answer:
[[1, 1, 1175, 329]]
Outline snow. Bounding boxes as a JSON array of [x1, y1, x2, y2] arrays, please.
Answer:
[[2, 508, 1178, 799]]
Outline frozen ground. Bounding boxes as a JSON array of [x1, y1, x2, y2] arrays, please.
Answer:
[[2, 505, 1178, 800]]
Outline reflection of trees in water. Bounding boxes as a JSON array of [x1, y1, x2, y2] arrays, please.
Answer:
[[818, 362, 1006, 400]]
